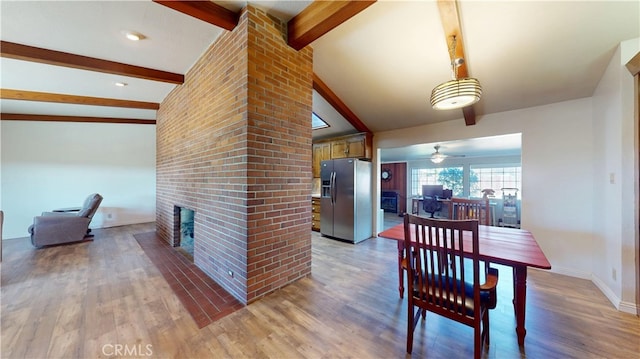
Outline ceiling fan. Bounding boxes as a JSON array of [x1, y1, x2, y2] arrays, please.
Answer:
[[430, 145, 465, 164]]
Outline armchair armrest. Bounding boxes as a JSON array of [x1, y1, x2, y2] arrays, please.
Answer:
[[41, 211, 77, 217], [480, 267, 499, 309], [480, 267, 499, 291], [52, 207, 82, 212]]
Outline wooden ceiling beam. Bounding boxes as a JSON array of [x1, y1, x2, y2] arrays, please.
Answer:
[[626, 51, 640, 76], [1, 89, 160, 110], [288, 1, 376, 51], [437, 0, 476, 126], [153, 1, 239, 31], [0, 41, 183, 84], [313, 73, 371, 134], [1, 113, 155, 125]]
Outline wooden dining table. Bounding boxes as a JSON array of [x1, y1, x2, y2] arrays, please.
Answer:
[[378, 222, 551, 346]]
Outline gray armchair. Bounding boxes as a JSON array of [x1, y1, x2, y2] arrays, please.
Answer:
[[28, 193, 103, 247]]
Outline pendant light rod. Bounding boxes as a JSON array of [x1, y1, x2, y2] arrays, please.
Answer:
[[434, 0, 478, 125], [437, 0, 469, 78]]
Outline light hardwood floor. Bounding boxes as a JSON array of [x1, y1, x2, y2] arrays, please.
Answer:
[[2, 222, 639, 358]]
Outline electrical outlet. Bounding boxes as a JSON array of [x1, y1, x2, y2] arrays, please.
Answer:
[[609, 173, 615, 184], [107, 213, 113, 219], [612, 268, 616, 281], [227, 270, 234, 278]]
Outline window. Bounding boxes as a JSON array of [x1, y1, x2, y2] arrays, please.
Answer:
[[470, 166, 521, 198], [312, 112, 329, 130], [411, 167, 464, 197]]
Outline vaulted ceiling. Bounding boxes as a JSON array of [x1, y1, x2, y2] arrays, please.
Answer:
[[1, 1, 638, 158]]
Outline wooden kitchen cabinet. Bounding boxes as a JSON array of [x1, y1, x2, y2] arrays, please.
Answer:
[[311, 197, 321, 231], [312, 142, 331, 178], [312, 132, 372, 177], [330, 133, 371, 159]]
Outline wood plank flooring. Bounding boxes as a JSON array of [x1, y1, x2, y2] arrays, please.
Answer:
[[2, 222, 639, 358]]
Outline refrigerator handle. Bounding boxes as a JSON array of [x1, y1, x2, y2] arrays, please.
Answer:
[[331, 171, 336, 205]]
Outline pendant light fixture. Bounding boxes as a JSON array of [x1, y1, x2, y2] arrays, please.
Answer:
[[430, 35, 482, 110]]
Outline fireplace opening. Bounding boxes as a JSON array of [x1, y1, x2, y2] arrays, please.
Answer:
[[381, 191, 398, 213], [174, 206, 195, 261]]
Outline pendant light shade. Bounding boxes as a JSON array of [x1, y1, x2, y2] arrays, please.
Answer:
[[430, 35, 482, 111], [430, 77, 482, 110]]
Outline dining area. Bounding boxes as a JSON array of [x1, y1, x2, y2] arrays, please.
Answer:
[[377, 214, 551, 357], [303, 222, 639, 358]]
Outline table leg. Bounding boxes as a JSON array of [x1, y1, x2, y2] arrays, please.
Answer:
[[397, 240, 404, 298], [513, 264, 527, 345]]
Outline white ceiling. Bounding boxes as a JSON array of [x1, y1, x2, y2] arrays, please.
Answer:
[[1, 1, 638, 160], [379, 133, 522, 163]]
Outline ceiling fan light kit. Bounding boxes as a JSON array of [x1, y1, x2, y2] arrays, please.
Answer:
[[430, 153, 446, 164], [431, 145, 446, 163], [430, 144, 465, 163]]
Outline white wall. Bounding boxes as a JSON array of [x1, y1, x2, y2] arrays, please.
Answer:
[[592, 38, 639, 313], [374, 97, 596, 279], [1, 121, 156, 239]]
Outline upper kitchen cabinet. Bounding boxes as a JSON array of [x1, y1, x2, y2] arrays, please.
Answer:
[[312, 133, 373, 177], [312, 142, 331, 178]]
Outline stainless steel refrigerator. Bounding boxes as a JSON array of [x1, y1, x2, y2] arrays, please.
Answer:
[[320, 158, 372, 243]]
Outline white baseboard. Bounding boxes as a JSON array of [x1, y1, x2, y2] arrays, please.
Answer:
[[591, 274, 621, 310], [590, 277, 639, 315], [542, 267, 638, 315], [618, 300, 639, 315], [92, 217, 155, 229]]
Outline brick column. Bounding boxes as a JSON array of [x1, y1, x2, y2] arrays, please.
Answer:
[[156, 5, 312, 304]]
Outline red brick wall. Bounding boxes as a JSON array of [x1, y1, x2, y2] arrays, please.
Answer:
[[156, 6, 312, 304]]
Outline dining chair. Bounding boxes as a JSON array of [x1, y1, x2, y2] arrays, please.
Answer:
[[449, 197, 491, 225], [398, 198, 491, 299], [404, 214, 498, 358], [450, 197, 493, 274]]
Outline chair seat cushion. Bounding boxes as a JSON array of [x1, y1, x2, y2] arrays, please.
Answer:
[[412, 274, 491, 317]]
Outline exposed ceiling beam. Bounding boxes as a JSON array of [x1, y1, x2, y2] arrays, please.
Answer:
[[437, 0, 476, 126], [288, 0, 376, 51], [462, 106, 476, 127], [153, 0, 239, 31], [626, 51, 640, 76], [1, 41, 183, 84], [1, 113, 155, 125], [1, 89, 160, 110], [313, 73, 371, 134]]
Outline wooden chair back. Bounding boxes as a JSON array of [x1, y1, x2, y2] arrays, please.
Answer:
[[449, 197, 490, 226], [403, 214, 495, 358]]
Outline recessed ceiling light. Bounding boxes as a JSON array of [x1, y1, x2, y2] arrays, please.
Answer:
[[115, 82, 128, 87], [124, 31, 145, 41]]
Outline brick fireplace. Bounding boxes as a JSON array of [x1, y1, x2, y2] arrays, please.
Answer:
[[156, 6, 313, 305], [173, 206, 195, 259]]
